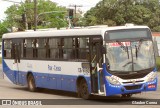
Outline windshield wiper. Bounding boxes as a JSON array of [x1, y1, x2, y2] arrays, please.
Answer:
[[123, 62, 136, 67], [116, 41, 129, 59], [126, 46, 129, 59], [137, 39, 143, 51]]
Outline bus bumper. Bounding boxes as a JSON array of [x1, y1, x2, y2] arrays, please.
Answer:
[[105, 78, 157, 96]]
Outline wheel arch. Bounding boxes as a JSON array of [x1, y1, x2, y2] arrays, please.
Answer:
[[26, 71, 37, 86], [26, 72, 33, 79]]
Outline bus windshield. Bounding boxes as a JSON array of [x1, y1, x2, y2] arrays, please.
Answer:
[[106, 40, 155, 72]]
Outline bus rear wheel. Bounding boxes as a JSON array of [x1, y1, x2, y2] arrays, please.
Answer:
[[27, 74, 37, 92], [79, 79, 90, 99]]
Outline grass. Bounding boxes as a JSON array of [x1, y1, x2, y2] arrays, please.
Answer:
[[0, 57, 1, 64]]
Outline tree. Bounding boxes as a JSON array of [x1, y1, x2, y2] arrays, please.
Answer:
[[4, 0, 68, 30], [82, 0, 160, 32], [83, 7, 99, 26], [0, 22, 9, 38]]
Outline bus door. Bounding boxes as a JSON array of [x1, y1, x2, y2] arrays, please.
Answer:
[[90, 37, 104, 94], [12, 39, 22, 85]]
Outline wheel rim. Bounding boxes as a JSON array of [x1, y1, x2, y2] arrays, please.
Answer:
[[28, 76, 34, 91], [81, 83, 88, 96], [29, 78, 33, 89]]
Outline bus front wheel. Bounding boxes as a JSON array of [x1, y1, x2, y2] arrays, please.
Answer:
[[27, 74, 37, 92], [79, 79, 90, 99]]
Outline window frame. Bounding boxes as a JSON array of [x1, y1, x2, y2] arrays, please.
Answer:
[[3, 35, 102, 62]]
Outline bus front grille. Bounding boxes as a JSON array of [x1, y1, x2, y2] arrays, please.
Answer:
[[122, 80, 144, 84], [124, 85, 142, 90]]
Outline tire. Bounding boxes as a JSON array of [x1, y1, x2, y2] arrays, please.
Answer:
[[27, 74, 37, 92], [79, 79, 90, 99]]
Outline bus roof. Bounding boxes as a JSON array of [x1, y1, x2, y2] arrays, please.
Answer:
[[2, 25, 149, 39]]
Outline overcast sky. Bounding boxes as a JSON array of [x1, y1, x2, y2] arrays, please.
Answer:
[[0, 0, 101, 21]]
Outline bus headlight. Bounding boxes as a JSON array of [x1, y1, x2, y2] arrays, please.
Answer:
[[106, 76, 120, 85], [145, 72, 157, 82]]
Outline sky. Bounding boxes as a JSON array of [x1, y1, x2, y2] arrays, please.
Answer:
[[0, 0, 101, 21]]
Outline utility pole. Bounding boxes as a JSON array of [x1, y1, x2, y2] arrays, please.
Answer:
[[34, 0, 37, 31], [69, 4, 82, 27], [69, 4, 82, 18]]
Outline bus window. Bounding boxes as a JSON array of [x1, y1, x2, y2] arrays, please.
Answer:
[[21, 39, 25, 58], [79, 38, 89, 48], [63, 38, 74, 59], [78, 37, 89, 61], [49, 38, 60, 59], [25, 39, 34, 59], [33, 39, 37, 58], [37, 38, 46, 59], [3, 40, 12, 58]]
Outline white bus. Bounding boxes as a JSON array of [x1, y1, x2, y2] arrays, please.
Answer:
[[2, 24, 157, 99]]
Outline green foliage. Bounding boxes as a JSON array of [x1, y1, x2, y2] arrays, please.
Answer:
[[153, 26, 160, 32], [82, 0, 160, 31], [3, 0, 68, 30], [0, 22, 8, 38]]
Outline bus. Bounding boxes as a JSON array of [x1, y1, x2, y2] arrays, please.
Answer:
[[2, 24, 157, 99]]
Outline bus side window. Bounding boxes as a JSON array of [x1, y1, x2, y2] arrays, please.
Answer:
[[37, 38, 46, 59], [63, 38, 74, 60], [25, 39, 34, 59], [78, 37, 89, 61], [75, 38, 79, 59], [49, 38, 60, 59], [33, 39, 37, 58], [45, 38, 50, 58], [3, 40, 12, 58], [21, 39, 24, 58]]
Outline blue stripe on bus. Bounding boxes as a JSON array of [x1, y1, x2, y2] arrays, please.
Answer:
[[2, 60, 91, 93], [3, 60, 158, 96]]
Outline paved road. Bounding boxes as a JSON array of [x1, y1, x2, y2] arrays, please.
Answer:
[[0, 67, 160, 108]]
